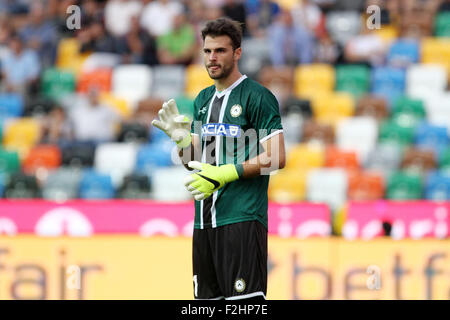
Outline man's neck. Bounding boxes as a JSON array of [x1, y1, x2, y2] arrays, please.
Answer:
[[215, 69, 243, 92]]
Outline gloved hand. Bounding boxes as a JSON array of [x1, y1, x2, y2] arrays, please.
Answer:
[[184, 161, 240, 200], [151, 99, 192, 148]]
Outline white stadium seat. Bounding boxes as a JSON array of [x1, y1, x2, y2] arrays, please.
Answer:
[[306, 168, 348, 211], [406, 64, 447, 98], [94, 142, 139, 187], [150, 65, 185, 100], [150, 166, 192, 201], [112, 65, 152, 109]]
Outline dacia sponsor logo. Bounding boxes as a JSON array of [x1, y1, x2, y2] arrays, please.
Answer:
[[202, 123, 241, 138]]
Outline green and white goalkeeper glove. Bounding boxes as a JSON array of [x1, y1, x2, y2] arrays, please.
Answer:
[[184, 161, 241, 200], [151, 99, 192, 148]]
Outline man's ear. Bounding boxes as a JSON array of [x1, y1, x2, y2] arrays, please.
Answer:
[[234, 47, 242, 61]]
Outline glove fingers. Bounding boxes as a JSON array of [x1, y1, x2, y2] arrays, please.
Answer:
[[190, 189, 202, 196], [194, 193, 206, 201], [184, 175, 197, 187], [188, 161, 203, 171], [158, 109, 168, 122], [167, 99, 179, 116], [152, 119, 167, 132]]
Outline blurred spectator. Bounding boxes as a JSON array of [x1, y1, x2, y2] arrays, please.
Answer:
[[69, 87, 121, 143], [0, 34, 40, 95], [221, 0, 248, 35], [18, 1, 58, 67], [80, 0, 104, 26], [140, 0, 184, 37], [344, 23, 387, 66], [0, 0, 30, 15], [438, 0, 450, 12], [157, 12, 196, 65], [267, 9, 314, 66], [41, 106, 73, 144], [0, 13, 13, 58], [315, 33, 339, 64], [47, 0, 79, 37], [105, 0, 143, 37], [291, 0, 323, 34], [245, 0, 280, 37], [79, 20, 121, 53], [120, 15, 159, 65]]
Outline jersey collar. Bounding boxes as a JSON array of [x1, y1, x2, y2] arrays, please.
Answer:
[[215, 74, 247, 99]]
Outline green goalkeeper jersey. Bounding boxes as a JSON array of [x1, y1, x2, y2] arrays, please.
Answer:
[[190, 75, 283, 229]]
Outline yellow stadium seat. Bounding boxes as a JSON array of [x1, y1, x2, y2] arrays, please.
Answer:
[[374, 25, 399, 44], [294, 64, 335, 98], [2, 118, 41, 159], [286, 143, 325, 170], [274, 0, 297, 10], [422, 37, 450, 74], [100, 92, 131, 118], [310, 93, 355, 127], [268, 168, 308, 203], [57, 38, 91, 75], [185, 64, 214, 98]]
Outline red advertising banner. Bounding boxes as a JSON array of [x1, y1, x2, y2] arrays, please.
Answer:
[[344, 201, 450, 239], [0, 200, 331, 237]]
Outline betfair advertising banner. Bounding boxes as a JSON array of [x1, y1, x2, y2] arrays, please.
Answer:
[[0, 236, 448, 300]]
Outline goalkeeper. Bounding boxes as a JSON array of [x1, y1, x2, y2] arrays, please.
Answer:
[[152, 17, 285, 300]]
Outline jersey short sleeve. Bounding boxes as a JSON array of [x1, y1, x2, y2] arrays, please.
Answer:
[[247, 87, 283, 142]]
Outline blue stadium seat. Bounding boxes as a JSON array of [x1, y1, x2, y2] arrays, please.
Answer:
[[372, 67, 406, 106], [415, 123, 449, 156], [387, 39, 420, 67], [79, 170, 115, 199], [425, 171, 450, 200], [136, 142, 173, 172], [0, 94, 24, 118]]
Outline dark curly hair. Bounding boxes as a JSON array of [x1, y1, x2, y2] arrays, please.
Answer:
[[201, 17, 243, 50]]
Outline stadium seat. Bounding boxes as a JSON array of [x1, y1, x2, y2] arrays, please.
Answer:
[[40, 68, 76, 100], [268, 168, 307, 203], [374, 24, 399, 44], [364, 143, 402, 176], [326, 11, 361, 46], [79, 169, 115, 199], [0, 148, 20, 175], [150, 166, 192, 201], [336, 117, 378, 163], [24, 97, 55, 117], [99, 92, 131, 118], [406, 64, 447, 98], [117, 173, 151, 199], [81, 52, 121, 73], [112, 65, 153, 108], [56, 37, 91, 74], [386, 171, 423, 200], [415, 123, 449, 156], [3, 173, 40, 199], [185, 64, 214, 98], [42, 167, 82, 201], [439, 148, 450, 173], [77, 68, 112, 93], [22, 144, 62, 175], [117, 122, 149, 143], [2, 118, 41, 158], [400, 148, 436, 173], [151, 65, 186, 101], [301, 120, 335, 146], [422, 37, 450, 74], [325, 146, 359, 171], [94, 142, 138, 187], [372, 67, 406, 106], [400, 10, 433, 38], [422, 93, 450, 132], [282, 112, 304, 146], [306, 168, 348, 211], [285, 143, 324, 170], [387, 39, 420, 67], [258, 66, 294, 104], [294, 64, 335, 98], [348, 171, 384, 201], [239, 37, 271, 79], [378, 120, 415, 146], [335, 64, 370, 98], [435, 12, 450, 37], [282, 97, 312, 118], [391, 97, 426, 128], [425, 171, 450, 200], [135, 142, 173, 172], [355, 95, 389, 122], [61, 142, 96, 167], [0, 93, 24, 118], [311, 92, 355, 127]]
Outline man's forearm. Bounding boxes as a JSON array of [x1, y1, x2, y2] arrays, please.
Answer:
[[241, 150, 284, 178], [178, 142, 201, 170]]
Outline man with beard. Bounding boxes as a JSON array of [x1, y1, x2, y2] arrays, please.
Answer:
[[152, 17, 285, 300]]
